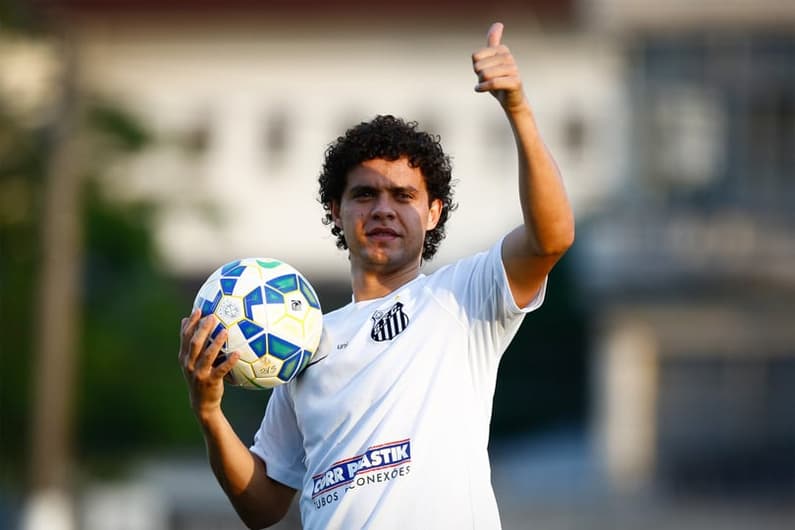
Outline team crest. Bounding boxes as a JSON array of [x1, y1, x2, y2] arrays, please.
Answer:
[[370, 302, 409, 342]]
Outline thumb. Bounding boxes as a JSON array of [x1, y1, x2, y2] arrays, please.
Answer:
[[487, 22, 504, 47]]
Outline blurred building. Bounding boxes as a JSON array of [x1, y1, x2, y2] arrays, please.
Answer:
[[12, 0, 795, 528], [44, 0, 623, 282], [584, 0, 795, 503]]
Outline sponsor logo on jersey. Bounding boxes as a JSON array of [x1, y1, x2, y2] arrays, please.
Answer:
[[311, 439, 411, 499], [370, 302, 409, 342]]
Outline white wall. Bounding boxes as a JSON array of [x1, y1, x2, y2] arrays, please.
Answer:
[[586, 0, 795, 31], [77, 19, 627, 279]]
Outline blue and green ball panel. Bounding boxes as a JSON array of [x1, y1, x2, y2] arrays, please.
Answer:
[[298, 349, 312, 372], [267, 274, 298, 294], [238, 319, 264, 340], [264, 286, 284, 304], [249, 334, 267, 357], [299, 277, 321, 309], [278, 351, 302, 381], [199, 290, 223, 317], [220, 277, 238, 295], [267, 334, 301, 360], [244, 286, 264, 318], [221, 260, 246, 277], [256, 259, 282, 269]]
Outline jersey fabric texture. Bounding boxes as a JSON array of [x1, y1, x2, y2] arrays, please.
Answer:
[[250, 237, 547, 529]]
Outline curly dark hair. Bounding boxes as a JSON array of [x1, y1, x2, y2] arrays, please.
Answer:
[[318, 115, 457, 262]]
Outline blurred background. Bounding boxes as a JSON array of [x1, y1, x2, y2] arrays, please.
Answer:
[[1, 0, 794, 528]]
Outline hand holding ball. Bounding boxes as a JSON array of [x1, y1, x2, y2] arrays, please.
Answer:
[[193, 258, 323, 389]]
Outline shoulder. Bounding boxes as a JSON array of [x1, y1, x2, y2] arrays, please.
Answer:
[[424, 240, 501, 289]]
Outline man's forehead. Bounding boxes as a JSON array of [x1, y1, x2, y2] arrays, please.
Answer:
[[346, 157, 427, 189]]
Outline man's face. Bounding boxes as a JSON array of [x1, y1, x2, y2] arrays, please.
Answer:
[[331, 157, 442, 275]]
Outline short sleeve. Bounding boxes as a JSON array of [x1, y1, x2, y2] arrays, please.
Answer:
[[435, 235, 546, 319], [425, 235, 547, 363], [249, 385, 306, 490]]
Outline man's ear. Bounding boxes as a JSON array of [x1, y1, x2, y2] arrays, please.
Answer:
[[426, 198, 443, 230], [330, 201, 342, 228]]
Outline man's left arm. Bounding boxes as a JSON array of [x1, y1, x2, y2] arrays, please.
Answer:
[[473, 22, 575, 308]]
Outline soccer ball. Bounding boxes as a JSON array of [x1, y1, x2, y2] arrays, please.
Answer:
[[193, 257, 323, 389]]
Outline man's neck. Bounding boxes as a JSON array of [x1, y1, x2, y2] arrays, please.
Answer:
[[350, 264, 422, 302]]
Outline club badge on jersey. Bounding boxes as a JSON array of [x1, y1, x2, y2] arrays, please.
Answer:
[[370, 302, 409, 342]]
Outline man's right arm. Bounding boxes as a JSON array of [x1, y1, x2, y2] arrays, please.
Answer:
[[200, 408, 296, 528], [179, 310, 296, 529]]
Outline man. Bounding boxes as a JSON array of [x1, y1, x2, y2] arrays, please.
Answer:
[[179, 22, 574, 529]]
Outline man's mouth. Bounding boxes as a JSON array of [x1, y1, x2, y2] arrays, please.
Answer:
[[366, 227, 400, 239]]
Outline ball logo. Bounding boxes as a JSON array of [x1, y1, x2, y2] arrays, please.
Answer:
[[218, 298, 241, 321], [370, 302, 409, 342], [254, 359, 278, 377]]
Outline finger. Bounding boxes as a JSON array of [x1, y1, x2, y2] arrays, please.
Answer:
[[475, 59, 519, 81], [186, 315, 218, 370], [178, 308, 202, 361], [180, 308, 201, 337], [472, 44, 510, 65], [214, 350, 240, 381], [475, 76, 522, 93], [476, 63, 519, 85], [195, 323, 227, 374], [487, 22, 504, 48], [472, 46, 516, 72]]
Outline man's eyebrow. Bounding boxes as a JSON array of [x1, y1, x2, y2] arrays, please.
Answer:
[[348, 184, 376, 194], [347, 184, 420, 194], [391, 185, 419, 194]]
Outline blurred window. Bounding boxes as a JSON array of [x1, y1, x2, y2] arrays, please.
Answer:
[[657, 355, 795, 495], [263, 109, 289, 174], [562, 111, 588, 162], [632, 32, 795, 214]]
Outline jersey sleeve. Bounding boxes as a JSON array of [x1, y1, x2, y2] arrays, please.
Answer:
[[450, 234, 546, 314], [493, 236, 547, 316], [429, 235, 547, 359], [249, 384, 306, 490]]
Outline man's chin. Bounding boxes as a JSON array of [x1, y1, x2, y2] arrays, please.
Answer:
[[357, 251, 414, 272], [364, 252, 394, 268]]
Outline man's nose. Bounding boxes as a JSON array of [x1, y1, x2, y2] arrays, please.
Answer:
[[371, 194, 396, 219]]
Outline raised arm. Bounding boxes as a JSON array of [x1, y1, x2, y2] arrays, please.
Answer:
[[472, 22, 575, 307], [179, 310, 296, 528]]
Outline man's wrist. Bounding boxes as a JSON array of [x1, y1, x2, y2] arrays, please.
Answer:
[[504, 96, 533, 120], [195, 403, 226, 430]]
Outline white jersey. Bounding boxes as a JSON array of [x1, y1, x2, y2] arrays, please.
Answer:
[[251, 238, 546, 529]]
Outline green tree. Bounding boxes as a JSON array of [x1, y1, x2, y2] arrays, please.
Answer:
[[0, 72, 208, 491]]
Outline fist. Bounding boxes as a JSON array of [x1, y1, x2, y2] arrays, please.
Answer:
[[472, 22, 526, 112]]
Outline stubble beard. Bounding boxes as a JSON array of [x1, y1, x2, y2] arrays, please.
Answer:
[[354, 239, 423, 277]]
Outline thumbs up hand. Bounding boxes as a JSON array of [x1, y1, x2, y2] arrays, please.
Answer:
[[472, 22, 527, 113]]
